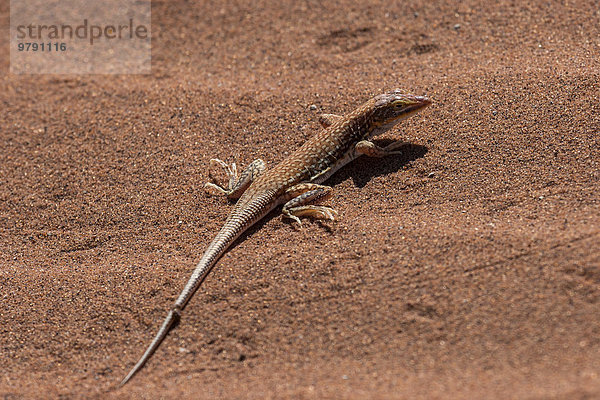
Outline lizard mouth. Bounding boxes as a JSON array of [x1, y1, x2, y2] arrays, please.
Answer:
[[387, 96, 432, 124], [400, 95, 432, 119], [375, 96, 432, 129], [407, 95, 432, 111]]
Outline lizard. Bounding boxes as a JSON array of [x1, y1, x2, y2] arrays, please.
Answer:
[[119, 89, 432, 386]]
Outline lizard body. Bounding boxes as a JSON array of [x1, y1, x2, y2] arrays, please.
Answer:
[[120, 90, 431, 386]]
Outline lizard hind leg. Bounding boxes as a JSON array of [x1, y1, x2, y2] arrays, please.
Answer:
[[205, 158, 266, 200], [282, 183, 337, 225]]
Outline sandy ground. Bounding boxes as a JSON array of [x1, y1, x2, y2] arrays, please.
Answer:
[[1, 0, 599, 398]]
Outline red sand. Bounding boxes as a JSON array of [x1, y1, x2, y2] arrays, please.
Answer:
[[1, 1, 599, 398]]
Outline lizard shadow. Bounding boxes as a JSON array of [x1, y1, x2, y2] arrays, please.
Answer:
[[329, 141, 428, 188], [229, 142, 428, 243]]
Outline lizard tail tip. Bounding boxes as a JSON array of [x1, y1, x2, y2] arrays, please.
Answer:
[[119, 365, 140, 387]]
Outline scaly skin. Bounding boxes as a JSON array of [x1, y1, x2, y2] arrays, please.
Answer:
[[119, 90, 431, 386]]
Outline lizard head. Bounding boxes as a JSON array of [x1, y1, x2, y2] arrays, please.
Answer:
[[369, 90, 431, 135]]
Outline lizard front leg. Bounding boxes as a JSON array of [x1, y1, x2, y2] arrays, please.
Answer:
[[282, 183, 337, 225], [205, 158, 266, 199], [355, 140, 408, 157], [318, 113, 343, 128]]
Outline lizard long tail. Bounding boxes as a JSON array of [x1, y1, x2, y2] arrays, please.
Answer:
[[120, 193, 276, 386], [119, 308, 180, 386]]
